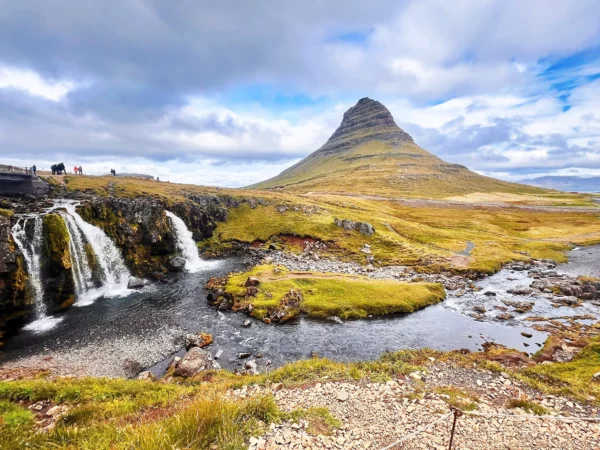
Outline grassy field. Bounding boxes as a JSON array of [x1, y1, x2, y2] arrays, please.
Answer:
[[44, 175, 600, 273], [1, 340, 598, 449], [223, 265, 445, 320]]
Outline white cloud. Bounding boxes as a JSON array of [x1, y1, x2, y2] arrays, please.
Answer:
[[0, 67, 75, 101]]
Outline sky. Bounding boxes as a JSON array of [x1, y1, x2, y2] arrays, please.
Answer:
[[1, 0, 600, 187]]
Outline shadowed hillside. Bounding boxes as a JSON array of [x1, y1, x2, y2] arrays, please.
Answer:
[[251, 98, 548, 199]]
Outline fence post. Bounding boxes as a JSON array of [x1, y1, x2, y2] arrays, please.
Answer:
[[448, 407, 462, 450]]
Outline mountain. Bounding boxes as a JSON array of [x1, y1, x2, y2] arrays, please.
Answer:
[[251, 97, 546, 198], [519, 176, 600, 193]]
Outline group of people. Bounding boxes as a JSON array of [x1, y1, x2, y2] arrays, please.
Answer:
[[73, 165, 83, 175]]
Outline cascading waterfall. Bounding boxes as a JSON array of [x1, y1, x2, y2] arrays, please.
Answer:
[[11, 217, 45, 317], [62, 213, 93, 294], [165, 210, 211, 273], [11, 216, 63, 331], [59, 202, 131, 305]]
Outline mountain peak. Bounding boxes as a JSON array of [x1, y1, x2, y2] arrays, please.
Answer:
[[327, 97, 413, 144]]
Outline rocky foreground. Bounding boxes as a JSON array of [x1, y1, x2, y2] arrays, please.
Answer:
[[241, 361, 600, 450]]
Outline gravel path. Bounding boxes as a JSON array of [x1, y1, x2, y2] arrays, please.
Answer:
[[243, 362, 600, 450]]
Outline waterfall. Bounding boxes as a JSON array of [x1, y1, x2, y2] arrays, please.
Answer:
[[11, 217, 45, 317], [59, 202, 131, 306], [165, 211, 209, 273]]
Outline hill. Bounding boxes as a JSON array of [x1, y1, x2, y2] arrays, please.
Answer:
[[251, 98, 548, 198], [520, 176, 600, 193]]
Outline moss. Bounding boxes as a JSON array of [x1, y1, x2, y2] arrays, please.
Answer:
[[0, 209, 14, 218], [224, 265, 445, 321], [43, 214, 72, 271]]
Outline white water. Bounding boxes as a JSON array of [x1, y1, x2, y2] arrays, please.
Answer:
[[165, 211, 214, 273], [11, 217, 45, 317], [59, 203, 132, 306]]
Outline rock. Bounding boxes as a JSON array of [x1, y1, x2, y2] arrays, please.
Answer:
[[238, 352, 252, 359], [507, 287, 533, 295], [483, 291, 497, 296], [185, 332, 213, 350], [271, 383, 283, 392], [245, 276, 261, 287], [496, 313, 513, 320], [334, 218, 375, 236], [174, 347, 219, 377], [45, 405, 63, 417], [337, 391, 349, 402], [136, 370, 155, 381], [127, 276, 146, 289], [473, 305, 487, 313], [214, 349, 223, 359], [592, 372, 600, 382], [245, 360, 258, 374], [169, 257, 186, 272], [241, 319, 252, 328], [521, 332, 533, 338]]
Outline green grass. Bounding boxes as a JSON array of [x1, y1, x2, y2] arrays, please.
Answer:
[[0, 208, 14, 217], [0, 400, 34, 428], [507, 397, 550, 416], [516, 338, 600, 402], [224, 265, 445, 320]]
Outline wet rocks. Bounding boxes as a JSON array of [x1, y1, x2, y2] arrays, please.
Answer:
[[245, 276, 261, 287], [472, 305, 487, 313], [507, 287, 533, 295], [169, 257, 186, 272], [42, 213, 75, 311], [136, 370, 156, 381], [502, 300, 534, 313], [241, 319, 252, 328], [185, 332, 213, 350], [127, 276, 146, 289], [496, 312, 513, 320], [174, 347, 219, 377], [334, 218, 375, 236], [521, 332, 533, 338]]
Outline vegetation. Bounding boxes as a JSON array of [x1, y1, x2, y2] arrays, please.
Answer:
[[42, 214, 75, 309], [223, 264, 445, 320], [507, 397, 550, 416]]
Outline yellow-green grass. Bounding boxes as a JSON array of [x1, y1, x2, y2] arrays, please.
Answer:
[[507, 397, 550, 416], [45, 175, 600, 273], [224, 265, 445, 320], [516, 338, 600, 402], [0, 343, 598, 449]]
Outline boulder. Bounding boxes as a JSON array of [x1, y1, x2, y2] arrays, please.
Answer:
[[174, 347, 219, 377], [127, 276, 146, 289], [592, 372, 600, 382], [334, 218, 375, 236], [245, 276, 261, 287], [169, 257, 186, 272], [496, 312, 513, 320], [185, 332, 213, 350]]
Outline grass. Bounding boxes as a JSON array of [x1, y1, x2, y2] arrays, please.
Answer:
[[434, 386, 479, 411], [507, 397, 550, 416], [223, 265, 445, 320], [516, 338, 600, 402], [42, 175, 600, 274]]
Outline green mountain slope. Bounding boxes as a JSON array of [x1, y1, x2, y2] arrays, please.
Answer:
[[251, 98, 548, 199]]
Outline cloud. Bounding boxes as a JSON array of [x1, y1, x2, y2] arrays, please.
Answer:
[[0, 0, 600, 185]]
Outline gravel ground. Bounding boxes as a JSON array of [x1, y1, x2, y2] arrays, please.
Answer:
[[0, 325, 184, 377], [241, 363, 600, 450]]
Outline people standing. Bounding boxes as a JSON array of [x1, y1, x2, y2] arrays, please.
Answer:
[[73, 165, 78, 174], [32, 164, 36, 176], [78, 166, 82, 175]]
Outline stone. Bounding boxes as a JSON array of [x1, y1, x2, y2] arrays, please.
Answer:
[[241, 319, 252, 328], [127, 276, 146, 289], [136, 370, 155, 381], [337, 391, 349, 402], [334, 218, 375, 236], [496, 312, 513, 320], [592, 372, 600, 382], [245, 360, 258, 374], [169, 256, 186, 272], [521, 332, 533, 338], [238, 352, 252, 359], [473, 305, 487, 313], [185, 332, 213, 350], [245, 276, 261, 287], [484, 291, 497, 296], [214, 349, 223, 359], [45, 405, 63, 417], [174, 347, 219, 377]]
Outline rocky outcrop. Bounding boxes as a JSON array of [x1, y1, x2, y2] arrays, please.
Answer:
[[334, 218, 375, 236], [174, 347, 220, 377], [42, 214, 75, 310], [76, 196, 229, 277], [0, 209, 30, 342]]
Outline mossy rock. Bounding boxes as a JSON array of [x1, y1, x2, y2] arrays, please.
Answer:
[[42, 214, 75, 311]]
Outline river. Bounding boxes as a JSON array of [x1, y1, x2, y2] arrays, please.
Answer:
[[1, 247, 598, 378]]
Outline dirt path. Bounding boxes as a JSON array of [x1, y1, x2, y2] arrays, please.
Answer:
[[244, 362, 600, 450]]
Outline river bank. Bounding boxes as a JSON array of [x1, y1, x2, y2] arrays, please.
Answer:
[[1, 244, 598, 378]]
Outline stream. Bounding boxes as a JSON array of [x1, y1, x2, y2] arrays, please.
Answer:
[[1, 247, 598, 378]]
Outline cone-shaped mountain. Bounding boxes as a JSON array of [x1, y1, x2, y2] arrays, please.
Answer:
[[251, 97, 544, 198]]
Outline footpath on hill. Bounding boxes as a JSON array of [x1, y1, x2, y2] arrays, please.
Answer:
[[243, 360, 600, 450]]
